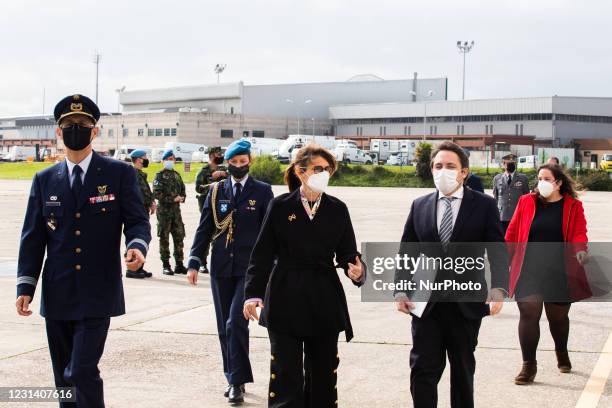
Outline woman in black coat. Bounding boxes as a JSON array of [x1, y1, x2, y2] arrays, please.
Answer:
[[243, 144, 365, 408]]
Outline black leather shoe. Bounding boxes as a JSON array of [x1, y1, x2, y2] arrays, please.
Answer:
[[227, 384, 245, 403], [141, 269, 153, 278], [174, 264, 187, 275], [126, 270, 146, 279], [224, 384, 244, 398], [199, 265, 209, 274], [162, 263, 174, 275]]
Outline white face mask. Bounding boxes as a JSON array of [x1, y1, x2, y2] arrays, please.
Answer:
[[537, 180, 555, 198], [433, 168, 459, 196], [163, 160, 174, 170], [307, 171, 330, 193]]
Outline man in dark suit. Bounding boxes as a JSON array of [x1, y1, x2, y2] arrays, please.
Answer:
[[186, 139, 274, 404], [15, 94, 151, 408], [395, 141, 508, 408]]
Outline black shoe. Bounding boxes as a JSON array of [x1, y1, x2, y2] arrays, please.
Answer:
[[199, 265, 209, 274], [162, 263, 174, 275], [227, 384, 245, 403], [141, 269, 153, 278], [174, 264, 187, 275], [126, 270, 146, 279], [224, 384, 245, 398]]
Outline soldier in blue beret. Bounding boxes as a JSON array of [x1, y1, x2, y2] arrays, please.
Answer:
[[187, 138, 274, 404], [129, 149, 156, 278], [16, 94, 151, 407]]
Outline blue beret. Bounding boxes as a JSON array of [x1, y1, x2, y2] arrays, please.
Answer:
[[162, 149, 174, 160], [130, 149, 147, 159], [224, 139, 251, 160]]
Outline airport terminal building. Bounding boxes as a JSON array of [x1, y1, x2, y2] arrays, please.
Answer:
[[93, 76, 448, 153], [330, 96, 612, 146]]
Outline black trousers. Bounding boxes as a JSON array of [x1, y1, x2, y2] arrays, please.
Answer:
[[500, 220, 510, 235], [267, 329, 339, 408], [410, 303, 482, 408], [45, 317, 111, 408]]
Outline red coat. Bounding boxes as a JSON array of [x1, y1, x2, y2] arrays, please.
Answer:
[[505, 193, 590, 301]]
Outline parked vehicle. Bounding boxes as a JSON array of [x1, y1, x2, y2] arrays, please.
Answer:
[[600, 154, 612, 172], [386, 151, 413, 166], [334, 144, 373, 165], [517, 155, 538, 169], [4, 145, 37, 162], [113, 145, 152, 162], [274, 135, 336, 163], [244, 137, 283, 156], [162, 142, 207, 162]]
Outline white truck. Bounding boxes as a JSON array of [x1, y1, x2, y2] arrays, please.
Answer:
[[244, 137, 283, 156], [334, 143, 373, 165], [517, 148, 576, 169], [275, 135, 337, 163], [162, 142, 207, 162], [4, 145, 37, 161], [113, 145, 152, 162]]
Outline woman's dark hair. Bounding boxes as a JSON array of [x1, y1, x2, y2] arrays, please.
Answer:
[[284, 143, 337, 192], [430, 141, 470, 169], [536, 163, 578, 199]]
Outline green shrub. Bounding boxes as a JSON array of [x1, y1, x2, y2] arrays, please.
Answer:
[[415, 143, 432, 180], [250, 155, 284, 185], [577, 171, 612, 191]]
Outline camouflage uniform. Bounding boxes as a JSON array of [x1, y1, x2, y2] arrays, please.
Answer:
[[195, 163, 227, 212], [135, 168, 154, 211], [153, 168, 186, 264]]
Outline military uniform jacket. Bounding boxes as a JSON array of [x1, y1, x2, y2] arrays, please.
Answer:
[[188, 176, 273, 277], [492, 172, 530, 221], [244, 189, 364, 342], [135, 168, 154, 210], [153, 168, 186, 207], [17, 152, 151, 320]]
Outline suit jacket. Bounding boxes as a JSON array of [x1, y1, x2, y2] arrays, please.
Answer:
[[465, 173, 484, 193], [188, 176, 274, 277], [394, 187, 508, 320], [492, 172, 530, 221], [244, 189, 364, 341], [17, 151, 151, 320]]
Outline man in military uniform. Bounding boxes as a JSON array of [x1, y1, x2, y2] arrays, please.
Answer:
[[493, 153, 530, 233], [194, 146, 227, 274], [153, 150, 187, 275], [16, 94, 151, 407], [128, 149, 156, 279]]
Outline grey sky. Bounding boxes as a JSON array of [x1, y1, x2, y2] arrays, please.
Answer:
[[1, 0, 611, 116]]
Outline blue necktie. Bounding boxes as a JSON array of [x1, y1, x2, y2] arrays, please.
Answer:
[[234, 182, 242, 203], [72, 165, 83, 201]]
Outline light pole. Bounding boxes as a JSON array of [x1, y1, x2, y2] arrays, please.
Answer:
[[410, 90, 435, 141], [456, 40, 475, 100], [311, 118, 315, 136], [93, 52, 102, 104], [285, 98, 312, 135], [114, 86, 125, 152], [214, 64, 226, 84]]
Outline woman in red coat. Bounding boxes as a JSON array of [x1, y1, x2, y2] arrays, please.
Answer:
[[505, 164, 589, 385]]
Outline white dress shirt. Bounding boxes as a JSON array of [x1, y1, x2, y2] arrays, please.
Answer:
[[436, 185, 464, 234], [65, 151, 93, 187], [231, 174, 249, 197]]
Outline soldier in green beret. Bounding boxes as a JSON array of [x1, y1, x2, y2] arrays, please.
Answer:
[[194, 147, 227, 274], [153, 150, 187, 275]]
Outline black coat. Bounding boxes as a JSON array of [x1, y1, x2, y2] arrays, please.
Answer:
[[245, 189, 363, 341], [394, 187, 508, 320]]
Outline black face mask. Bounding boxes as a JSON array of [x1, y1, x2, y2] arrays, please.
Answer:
[[213, 157, 224, 165], [141, 158, 149, 168], [506, 162, 516, 173], [228, 164, 249, 179], [62, 125, 92, 151]]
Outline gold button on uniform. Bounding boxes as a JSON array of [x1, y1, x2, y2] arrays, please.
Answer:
[[75, 265, 81, 271], [271, 355, 275, 361], [75, 212, 81, 218], [333, 369, 337, 374], [75, 248, 81, 254], [269, 392, 276, 398], [270, 374, 276, 380], [75, 230, 81, 236], [101, 208, 106, 212]]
